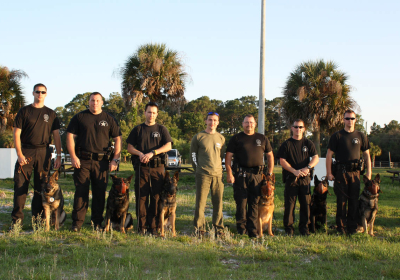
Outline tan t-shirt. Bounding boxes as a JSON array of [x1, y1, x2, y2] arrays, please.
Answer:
[[191, 131, 225, 177]]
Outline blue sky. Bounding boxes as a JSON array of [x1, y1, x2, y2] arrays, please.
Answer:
[[1, 0, 399, 131]]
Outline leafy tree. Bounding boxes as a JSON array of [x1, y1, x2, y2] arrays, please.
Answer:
[[0, 66, 28, 133], [369, 142, 382, 166], [118, 43, 189, 109], [282, 60, 356, 155]]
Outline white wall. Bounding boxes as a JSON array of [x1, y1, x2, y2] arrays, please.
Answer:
[[0, 148, 17, 179]]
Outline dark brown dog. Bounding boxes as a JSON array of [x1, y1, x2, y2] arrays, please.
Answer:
[[41, 170, 66, 231], [310, 175, 329, 233], [158, 171, 179, 237], [358, 174, 381, 236], [257, 173, 275, 237], [105, 174, 133, 233]]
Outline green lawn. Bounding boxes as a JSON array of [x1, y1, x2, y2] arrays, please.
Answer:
[[0, 164, 399, 279]]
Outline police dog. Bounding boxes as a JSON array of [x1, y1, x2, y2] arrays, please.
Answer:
[[41, 170, 66, 231], [257, 173, 275, 237], [105, 174, 134, 233], [357, 174, 381, 236], [310, 175, 329, 233], [158, 171, 179, 237]]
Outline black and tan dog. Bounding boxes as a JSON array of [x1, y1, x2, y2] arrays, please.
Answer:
[[41, 170, 66, 231], [105, 174, 133, 233], [357, 174, 381, 236], [310, 175, 329, 233], [158, 171, 179, 237], [257, 173, 275, 237]]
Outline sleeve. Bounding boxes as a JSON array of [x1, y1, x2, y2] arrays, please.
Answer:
[[66, 114, 79, 135], [226, 136, 236, 153], [327, 133, 338, 152], [190, 134, 198, 171], [264, 137, 273, 153], [308, 139, 318, 157], [51, 116, 61, 131], [109, 114, 122, 138], [126, 126, 138, 146], [13, 108, 24, 129], [360, 132, 370, 151], [276, 141, 287, 159], [161, 125, 173, 145]]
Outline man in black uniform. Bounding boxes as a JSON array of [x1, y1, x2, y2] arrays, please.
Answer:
[[326, 109, 371, 235], [67, 92, 121, 231], [11, 83, 62, 226], [225, 114, 274, 238], [127, 102, 172, 235], [277, 119, 319, 236]]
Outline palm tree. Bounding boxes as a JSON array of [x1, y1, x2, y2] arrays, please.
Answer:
[[117, 43, 189, 109], [369, 142, 382, 167], [0, 66, 28, 133], [282, 60, 357, 155]]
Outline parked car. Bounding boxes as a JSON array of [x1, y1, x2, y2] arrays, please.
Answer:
[[49, 144, 65, 170], [167, 149, 182, 168]]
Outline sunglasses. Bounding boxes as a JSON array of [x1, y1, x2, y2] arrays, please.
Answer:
[[292, 126, 304, 129], [207, 112, 219, 116], [35, 91, 46, 94], [344, 117, 356, 120]]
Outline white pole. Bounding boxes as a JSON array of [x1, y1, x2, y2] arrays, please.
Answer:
[[258, 0, 266, 134]]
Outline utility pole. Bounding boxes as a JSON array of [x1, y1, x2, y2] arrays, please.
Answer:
[[258, 0, 266, 134]]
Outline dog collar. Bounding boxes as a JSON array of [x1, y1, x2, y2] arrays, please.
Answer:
[[50, 197, 54, 202]]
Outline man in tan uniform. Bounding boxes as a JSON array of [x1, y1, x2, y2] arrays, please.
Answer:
[[191, 112, 225, 237]]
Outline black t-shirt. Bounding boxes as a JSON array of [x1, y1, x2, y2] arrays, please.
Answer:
[[66, 110, 121, 154], [226, 132, 272, 167], [328, 129, 370, 163], [13, 105, 60, 146], [126, 123, 173, 154], [277, 137, 317, 170]]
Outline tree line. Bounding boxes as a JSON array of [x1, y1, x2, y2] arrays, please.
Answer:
[[1, 43, 399, 163]]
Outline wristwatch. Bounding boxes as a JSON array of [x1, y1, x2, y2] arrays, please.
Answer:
[[113, 158, 120, 164], [57, 154, 62, 157], [307, 165, 312, 169], [152, 150, 158, 156]]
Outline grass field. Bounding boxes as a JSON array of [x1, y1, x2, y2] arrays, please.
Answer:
[[0, 163, 399, 279]]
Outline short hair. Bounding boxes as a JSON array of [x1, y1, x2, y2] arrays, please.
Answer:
[[344, 109, 356, 117], [33, 83, 47, 91], [206, 112, 220, 120], [243, 114, 256, 122], [293, 119, 305, 126], [145, 101, 159, 112], [89, 92, 103, 99]]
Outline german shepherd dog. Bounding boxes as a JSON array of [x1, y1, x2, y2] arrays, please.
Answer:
[[257, 173, 275, 237], [41, 170, 66, 231], [310, 175, 329, 233], [158, 171, 179, 237], [357, 174, 381, 236], [105, 174, 134, 233]]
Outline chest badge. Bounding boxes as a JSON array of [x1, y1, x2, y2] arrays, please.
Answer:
[[256, 139, 261, 147], [215, 142, 221, 149], [302, 146, 308, 153], [99, 120, 108, 127], [152, 132, 160, 138], [352, 138, 360, 145], [43, 114, 49, 122]]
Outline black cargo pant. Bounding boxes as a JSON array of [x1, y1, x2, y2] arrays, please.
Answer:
[[233, 172, 262, 238], [12, 147, 51, 223], [333, 170, 360, 234], [134, 165, 164, 233], [72, 159, 109, 228], [283, 175, 311, 235]]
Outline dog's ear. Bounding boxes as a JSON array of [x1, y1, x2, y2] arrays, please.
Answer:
[[164, 171, 170, 180], [363, 175, 369, 184], [374, 173, 381, 184], [126, 174, 134, 185], [52, 170, 59, 181], [173, 171, 179, 182], [314, 175, 320, 185]]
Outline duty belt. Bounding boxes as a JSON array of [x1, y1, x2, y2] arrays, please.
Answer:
[[333, 160, 364, 174], [22, 144, 48, 149], [238, 165, 264, 175], [140, 156, 164, 168], [78, 151, 109, 161]]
